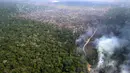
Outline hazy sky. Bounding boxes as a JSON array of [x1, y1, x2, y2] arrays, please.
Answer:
[[86, 0, 115, 2], [51, 0, 129, 3], [23, 0, 128, 3], [55, 0, 116, 2]]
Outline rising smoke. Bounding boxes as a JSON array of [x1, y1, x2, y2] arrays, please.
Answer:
[[76, 7, 130, 73]]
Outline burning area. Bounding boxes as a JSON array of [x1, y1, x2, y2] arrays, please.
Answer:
[[76, 6, 130, 73], [0, 0, 130, 73]]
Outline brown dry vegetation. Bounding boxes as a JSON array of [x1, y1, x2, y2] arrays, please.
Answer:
[[18, 4, 110, 33]]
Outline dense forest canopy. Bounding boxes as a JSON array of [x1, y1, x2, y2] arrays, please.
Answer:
[[0, 2, 87, 73], [0, 1, 130, 73]]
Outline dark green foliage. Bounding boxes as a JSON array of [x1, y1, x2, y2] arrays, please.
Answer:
[[103, 7, 130, 25], [0, 2, 86, 73], [99, 7, 130, 35]]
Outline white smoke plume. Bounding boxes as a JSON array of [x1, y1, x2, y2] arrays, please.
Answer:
[[96, 36, 121, 68], [76, 18, 130, 73], [95, 36, 128, 72]]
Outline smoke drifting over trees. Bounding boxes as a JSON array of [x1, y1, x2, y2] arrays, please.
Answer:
[[0, 0, 130, 73], [76, 6, 130, 73]]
